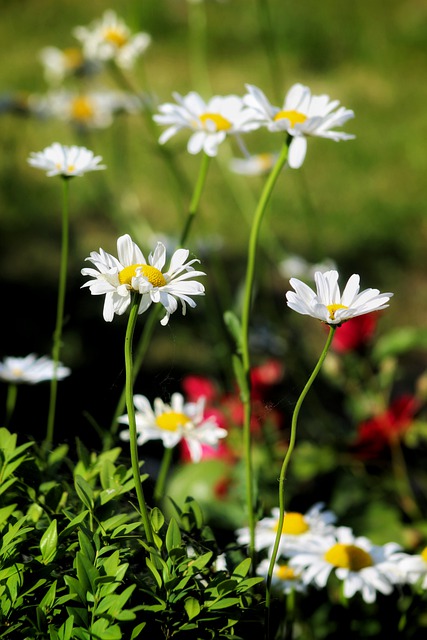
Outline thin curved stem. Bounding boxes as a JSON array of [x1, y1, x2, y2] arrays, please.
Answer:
[[44, 178, 69, 453], [265, 325, 336, 638], [125, 293, 154, 545], [154, 446, 174, 503], [5, 384, 18, 427], [240, 142, 289, 561]]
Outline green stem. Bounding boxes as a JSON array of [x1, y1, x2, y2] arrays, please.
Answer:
[[125, 293, 154, 545], [265, 325, 336, 638], [240, 141, 289, 561], [5, 384, 18, 426], [180, 153, 210, 245], [44, 178, 70, 453], [154, 446, 174, 503]]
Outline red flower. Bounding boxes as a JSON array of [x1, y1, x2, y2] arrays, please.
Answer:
[[250, 359, 284, 398], [352, 395, 418, 458], [332, 313, 377, 353], [182, 375, 218, 403]]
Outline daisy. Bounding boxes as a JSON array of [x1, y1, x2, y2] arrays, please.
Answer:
[[28, 143, 105, 177], [256, 559, 306, 595], [38, 90, 140, 130], [229, 152, 279, 176], [118, 392, 228, 462], [392, 547, 427, 588], [243, 83, 355, 168], [0, 354, 70, 384], [81, 233, 205, 325], [153, 91, 255, 157], [73, 10, 151, 69], [286, 270, 393, 326], [288, 526, 403, 603], [235, 503, 336, 555], [39, 46, 97, 85]]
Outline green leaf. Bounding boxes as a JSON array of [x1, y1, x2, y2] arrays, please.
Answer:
[[184, 596, 201, 620], [188, 551, 213, 571], [232, 557, 251, 579], [208, 597, 241, 610], [130, 622, 146, 639], [232, 355, 249, 403], [0, 503, 18, 526], [223, 310, 242, 351], [165, 517, 181, 552], [40, 519, 58, 564], [74, 475, 94, 511], [39, 580, 57, 612], [150, 507, 165, 533], [373, 327, 427, 360], [146, 558, 162, 589]]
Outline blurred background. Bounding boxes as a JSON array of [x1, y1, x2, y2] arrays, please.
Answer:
[[1, 0, 427, 453]]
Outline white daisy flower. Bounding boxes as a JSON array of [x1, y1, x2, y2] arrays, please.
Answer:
[[229, 152, 279, 176], [286, 270, 393, 325], [28, 143, 105, 177], [235, 503, 336, 555], [0, 354, 70, 385], [153, 91, 255, 157], [288, 526, 403, 603], [243, 83, 355, 168], [256, 559, 306, 595], [392, 547, 427, 588], [118, 392, 228, 462], [36, 89, 140, 130], [81, 234, 205, 325], [73, 10, 151, 69], [39, 46, 91, 85]]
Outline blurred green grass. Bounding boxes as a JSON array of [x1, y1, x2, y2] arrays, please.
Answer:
[[1, 0, 427, 340]]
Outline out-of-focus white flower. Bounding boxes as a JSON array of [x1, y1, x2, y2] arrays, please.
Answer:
[[288, 526, 403, 603], [256, 559, 307, 595], [0, 354, 70, 384], [279, 255, 337, 280], [118, 392, 227, 462], [31, 90, 140, 130], [81, 234, 205, 325], [286, 270, 393, 325], [243, 83, 355, 168], [39, 46, 98, 85], [235, 503, 336, 555], [391, 547, 427, 588], [73, 10, 151, 69], [153, 91, 255, 157], [28, 142, 105, 177], [229, 152, 279, 176]]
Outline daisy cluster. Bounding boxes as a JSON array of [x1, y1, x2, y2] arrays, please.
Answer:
[[154, 83, 355, 167], [236, 504, 425, 603], [28, 10, 150, 131]]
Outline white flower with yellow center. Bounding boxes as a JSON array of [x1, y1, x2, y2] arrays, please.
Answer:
[[235, 503, 336, 555], [118, 392, 228, 462], [81, 234, 205, 325], [229, 152, 279, 176], [0, 354, 70, 384], [243, 83, 355, 168], [288, 527, 403, 603], [39, 46, 90, 85], [153, 91, 255, 157], [286, 270, 393, 326], [392, 547, 427, 588], [28, 143, 105, 177], [256, 559, 306, 595], [73, 10, 151, 69]]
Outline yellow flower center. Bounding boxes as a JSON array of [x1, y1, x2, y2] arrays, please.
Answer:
[[103, 28, 128, 48], [199, 112, 232, 131], [326, 303, 348, 321], [273, 110, 307, 127], [119, 263, 167, 288], [156, 411, 190, 432], [421, 547, 427, 564], [275, 512, 310, 535], [71, 96, 94, 122], [63, 47, 84, 70], [275, 565, 297, 581], [324, 543, 373, 571]]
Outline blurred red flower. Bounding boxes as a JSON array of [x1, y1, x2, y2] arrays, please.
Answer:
[[332, 312, 377, 353], [352, 395, 419, 458]]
